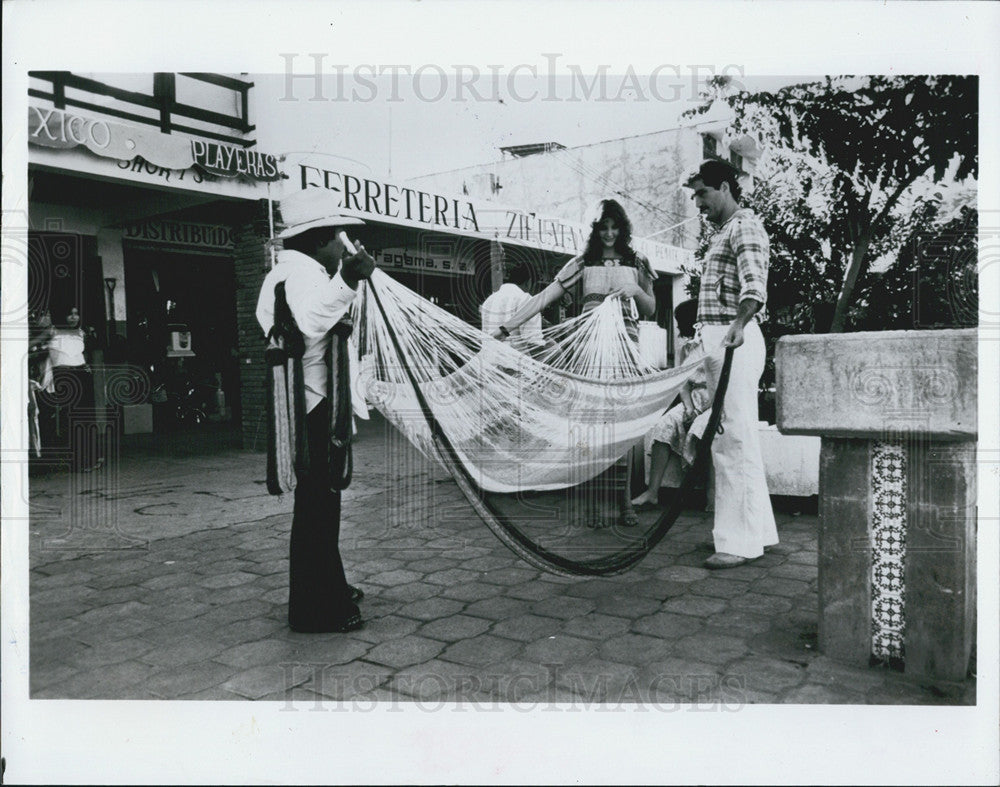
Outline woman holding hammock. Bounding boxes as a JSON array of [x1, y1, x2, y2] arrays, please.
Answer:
[[492, 199, 656, 528]]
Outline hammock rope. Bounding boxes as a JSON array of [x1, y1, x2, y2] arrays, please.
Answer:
[[365, 274, 735, 577]]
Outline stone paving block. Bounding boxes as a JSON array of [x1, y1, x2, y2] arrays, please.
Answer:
[[462, 596, 530, 621], [363, 635, 445, 669], [28, 585, 96, 607], [139, 572, 194, 591], [478, 567, 541, 587], [70, 615, 156, 645], [747, 626, 818, 664], [422, 568, 483, 586], [799, 655, 887, 694], [638, 656, 724, 693], [686, 578, 753, 600], [261, 587, 288, 605], [472, 658, 555, 703], [138, 635, 227, 667], [440, 634, 524, 667], [625, 578, 688, 600], [491, 614, 562, 643], [561, 613, 632, 641], [661, 595, 729, 617], [76, 600, 150, 627], [29, 661, 80, 694], [750, 577, 812, 598], [786, 550, 819, 566], [222, 665, 297, 700], [461, 555, 519, 572], [196, 571, 260, 590], [203, 583, 267, 606], [530, 596, 596, 620], [396, 596, 467, 621], [632, 611, 703, 640], [213, 639, 300, 670], [728, 593, 794, 616], [401, 556, 461, 573], [389, 658, 486, 702], [654, 565, 712, 583], [672, 632, 749, 665], [598, 632, 674, 665], [704, 609, 773, 636], [32, 569, 98, 590], [193, 599, 274, 627], [379, 581, 442, 602], [503, 582, 564, 601], [43, 659, 159, 699], [587, 591, 661, 618], [727, 656, 808, 694], [69, 637, 156, 668], [769, 562, 817, 582], [418, 614, 492, 642], [144, 661, 243, 699], [552, 658, 643, 705], [441, 581, 505, 602], [780, 683, 866, 704], [352, 614, 422, 643], [368, 568, 425, 586]]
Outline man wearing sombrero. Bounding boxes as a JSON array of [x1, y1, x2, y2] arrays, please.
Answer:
[[256, 205, 375, 632]]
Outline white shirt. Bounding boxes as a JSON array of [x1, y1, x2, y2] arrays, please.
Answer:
[[480, 283, 544, 346], [48, 330, 87, 368], [256, 249, 358, 412]]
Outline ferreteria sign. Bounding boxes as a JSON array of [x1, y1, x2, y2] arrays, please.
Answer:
[[123, 220, 236, 250], [294, 162, 692, 273], [299, 164, 479, 231]]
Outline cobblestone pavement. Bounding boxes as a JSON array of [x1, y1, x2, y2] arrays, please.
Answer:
[[28, 415, 975, 707]]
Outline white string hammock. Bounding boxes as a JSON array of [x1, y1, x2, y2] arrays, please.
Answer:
[[350, 269, 705, 494]]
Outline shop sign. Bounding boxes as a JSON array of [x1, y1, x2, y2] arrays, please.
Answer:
[[299, 165, 479, 232], [29, 105, 284, 184], [191, 140, 281, 181], [376, 246, 473, 276], [123, 220, 236, 250]]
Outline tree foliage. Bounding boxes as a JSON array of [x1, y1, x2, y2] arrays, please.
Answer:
[[688, 75, 978, 333]]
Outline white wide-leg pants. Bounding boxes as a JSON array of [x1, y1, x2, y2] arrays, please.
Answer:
[[700, 322, 778, 558]]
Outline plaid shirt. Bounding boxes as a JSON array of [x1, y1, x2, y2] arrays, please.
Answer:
[[696, 208, 769, 326]]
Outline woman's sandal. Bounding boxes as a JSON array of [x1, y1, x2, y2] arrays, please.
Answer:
[[349, 585, 364, 602]]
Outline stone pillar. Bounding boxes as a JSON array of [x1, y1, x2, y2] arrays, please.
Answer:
[[775, 329, 976, 681]]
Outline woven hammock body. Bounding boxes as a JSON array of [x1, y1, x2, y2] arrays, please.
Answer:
[[350, 270, 703, 493]]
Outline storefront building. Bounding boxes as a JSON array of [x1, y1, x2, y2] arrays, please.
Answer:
[[27, 72, 281, 458]]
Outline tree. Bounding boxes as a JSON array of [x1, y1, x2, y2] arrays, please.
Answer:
[[691, 75, 978, 332]]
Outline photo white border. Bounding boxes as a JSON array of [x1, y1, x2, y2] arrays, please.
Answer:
[[3, 1, 998, 784]]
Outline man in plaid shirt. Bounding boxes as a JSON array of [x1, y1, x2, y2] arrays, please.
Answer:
[[686, 160, 778, 569]]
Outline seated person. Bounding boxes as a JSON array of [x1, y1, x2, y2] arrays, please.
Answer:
[[631, 299, 708, 508]]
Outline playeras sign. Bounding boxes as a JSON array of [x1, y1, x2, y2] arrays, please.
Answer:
[[191, 141, 282, 181]]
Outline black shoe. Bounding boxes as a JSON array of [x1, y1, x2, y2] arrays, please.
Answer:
[[289, 612, 363, 634]]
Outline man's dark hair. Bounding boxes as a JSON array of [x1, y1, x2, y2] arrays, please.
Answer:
[[685, 159, 743, 202], [506, 260, 533, 288], [673, 298, 698, 339], [282, 226, 341, 256]]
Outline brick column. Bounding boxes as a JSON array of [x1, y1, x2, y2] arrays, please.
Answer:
[[775, 329, 977, 681], [233, 199, 273, 451]]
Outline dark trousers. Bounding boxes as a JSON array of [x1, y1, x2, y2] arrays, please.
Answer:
[[287, 400, 358, 631]]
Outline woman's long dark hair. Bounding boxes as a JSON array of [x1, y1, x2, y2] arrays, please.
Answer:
[[581, 199, 654, 281]]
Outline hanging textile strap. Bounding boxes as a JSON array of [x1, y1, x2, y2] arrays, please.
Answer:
[[327, 318, 354, 491], [265, 282, 308, 495], [366, 275, 735, 577]]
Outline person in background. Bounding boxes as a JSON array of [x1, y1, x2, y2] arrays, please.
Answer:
[[46, 305, 102, 471], [480, 260, 546, 353], [256, 214, 376, 633], [630, 298, 708, 509]]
